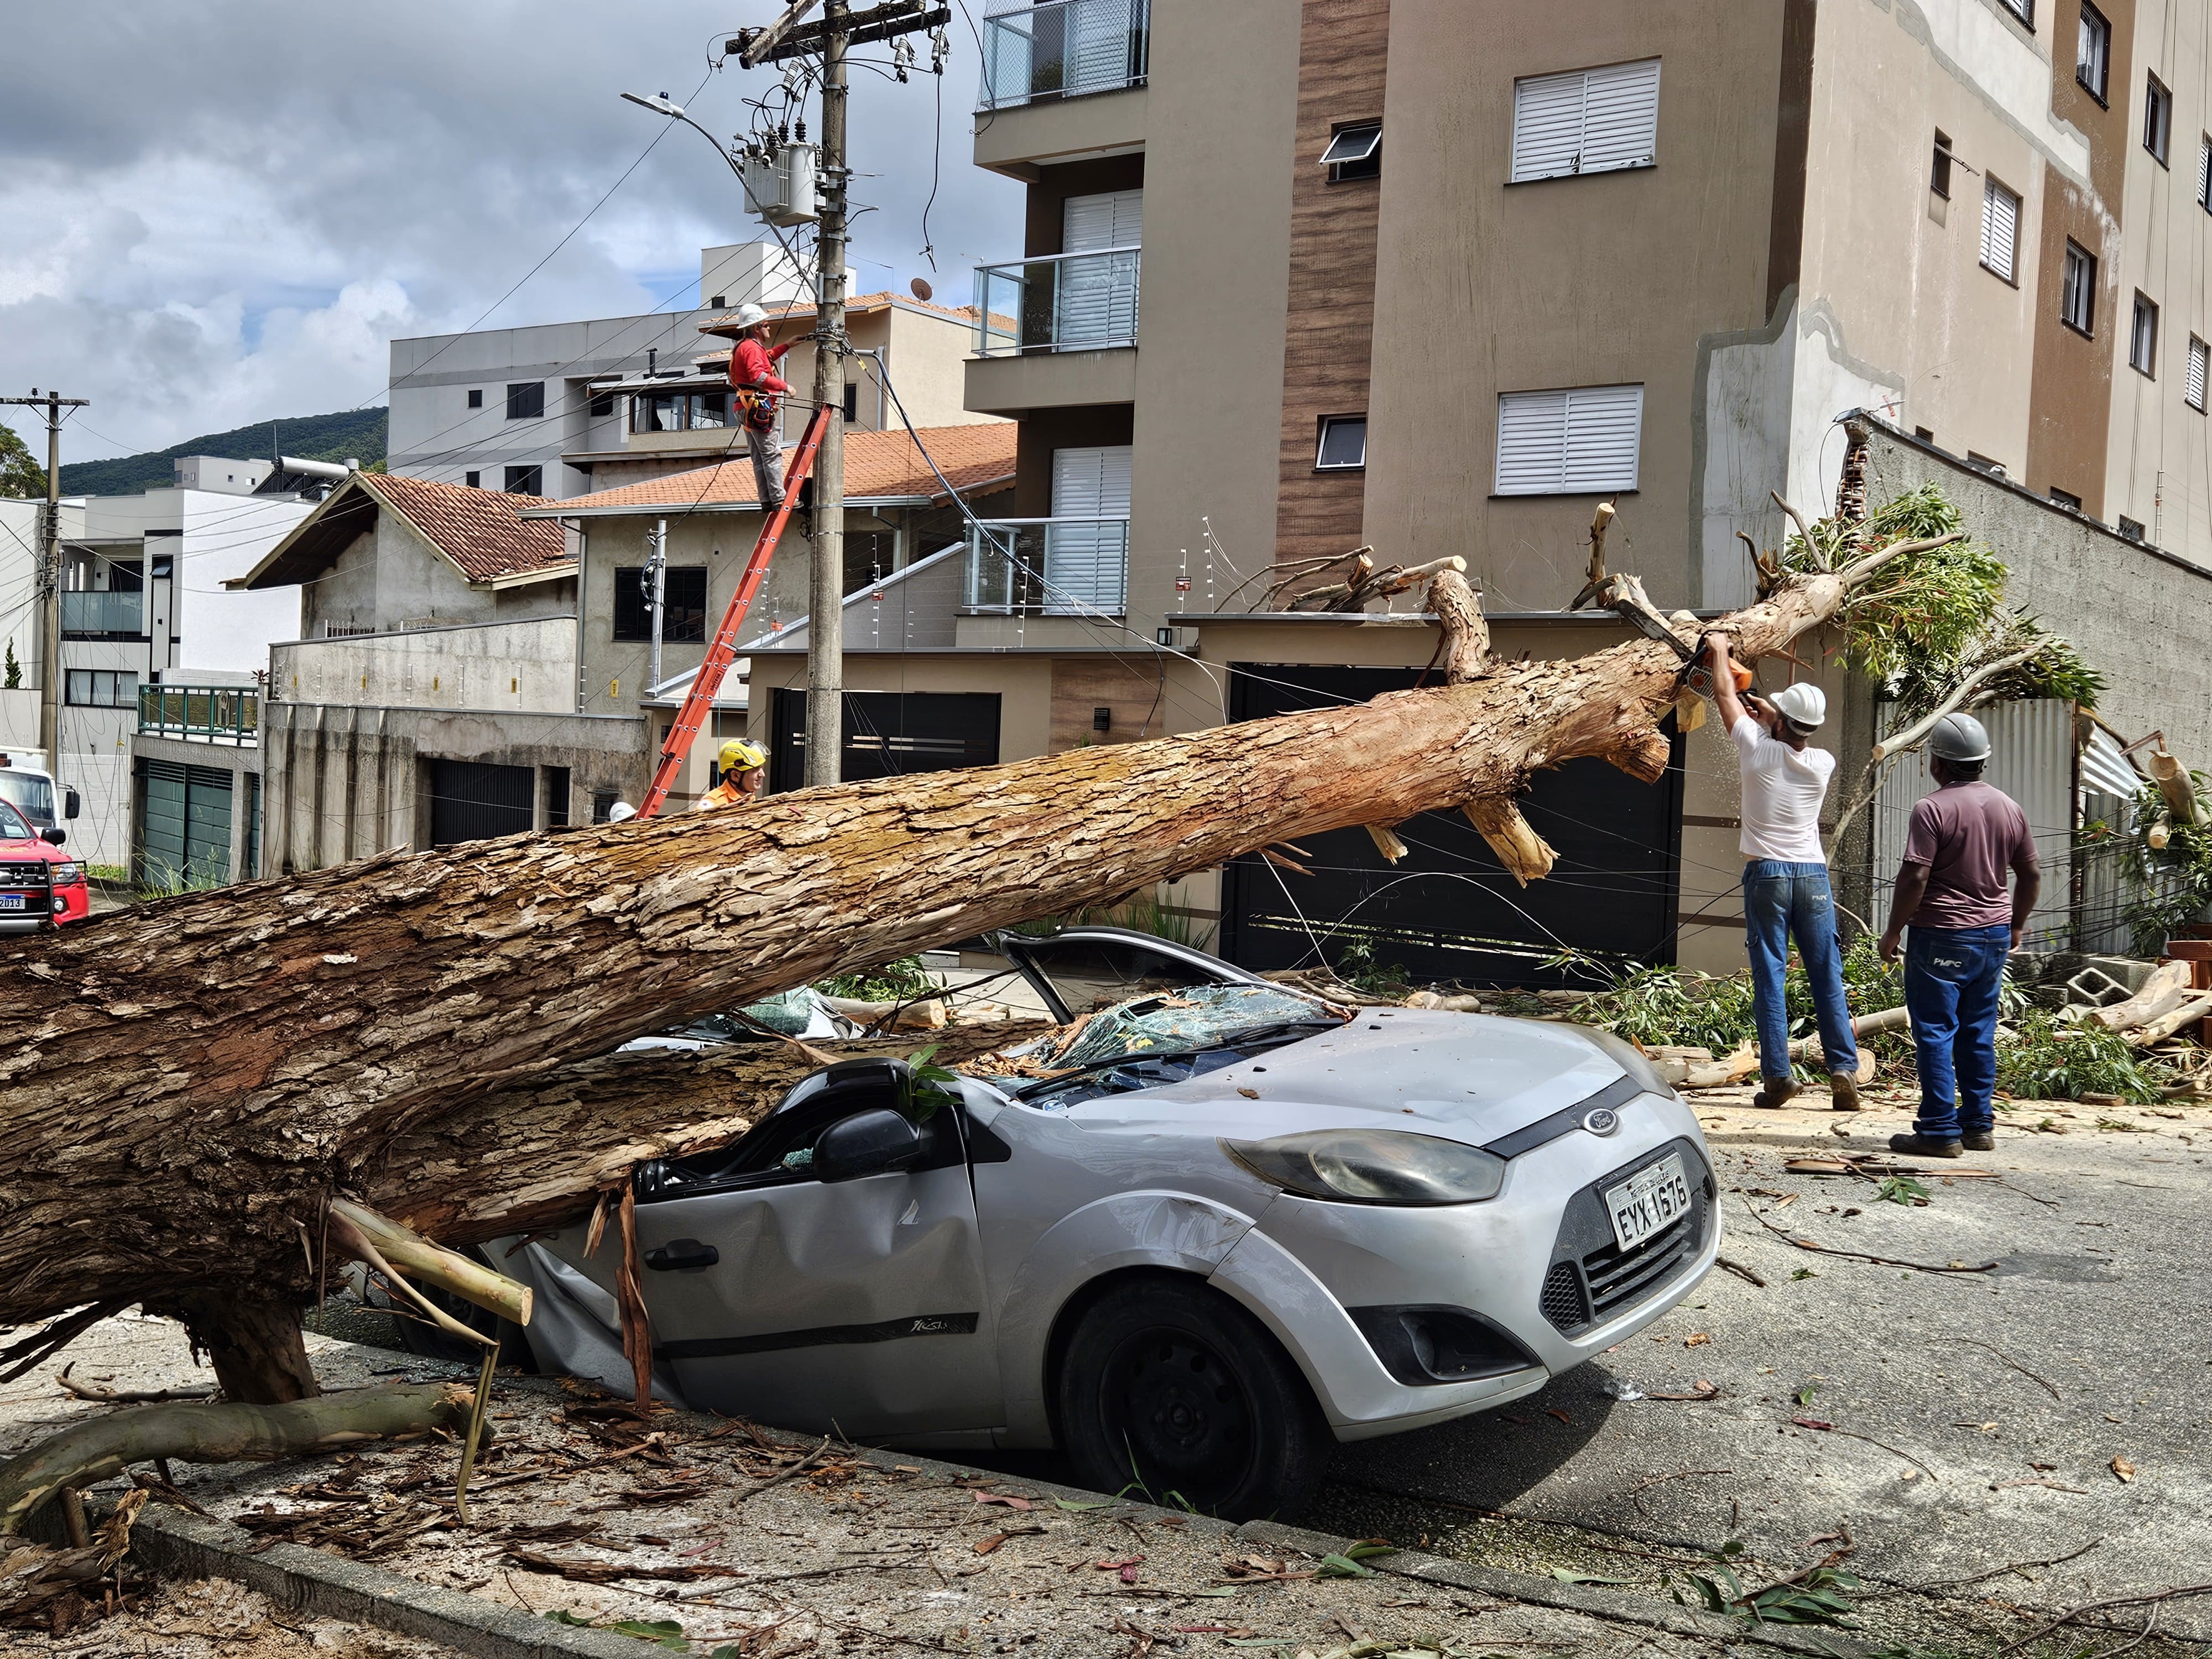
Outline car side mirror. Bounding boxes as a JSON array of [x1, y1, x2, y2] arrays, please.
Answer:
[[40, 828, 64, 847], [812, 1108, 924, 1184], [64, 790, 80, 820]]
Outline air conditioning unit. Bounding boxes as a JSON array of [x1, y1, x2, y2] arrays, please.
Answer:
[[742, 144, 819, 228]]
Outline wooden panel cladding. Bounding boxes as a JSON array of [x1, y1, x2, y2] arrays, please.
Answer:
[[1048, 656, 1167, 750], [2025, 174, 2117, 518], [1273, 0, 1390, 569]]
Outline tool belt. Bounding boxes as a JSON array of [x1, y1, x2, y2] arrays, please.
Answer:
[[733, 387, 779, 434]]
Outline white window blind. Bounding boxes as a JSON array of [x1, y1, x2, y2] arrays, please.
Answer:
[[1058, 190, 1143, 348], [1046, 445, 1132, 613], [2200, 137, 2211, 210], [1495, 385, 1644, 495], [2189, 338, 2208, 410], [1511, 59, 1661, 182], [1980, 178, 2020, 280]]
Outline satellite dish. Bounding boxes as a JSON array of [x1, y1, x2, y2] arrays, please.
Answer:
[[909, 276, 934, 302]]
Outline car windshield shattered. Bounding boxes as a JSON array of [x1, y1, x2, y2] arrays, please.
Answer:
[[994, 984, 1346, 1109]]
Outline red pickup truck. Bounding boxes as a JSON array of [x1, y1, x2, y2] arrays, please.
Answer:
[[0, 796, 88, 932]]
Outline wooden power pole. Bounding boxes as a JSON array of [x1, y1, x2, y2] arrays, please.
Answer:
[[1, 391, 88, 768]]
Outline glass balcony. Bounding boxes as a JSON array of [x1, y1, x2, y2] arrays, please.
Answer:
[[138, 685, 258, 745], [973, 247, 1141, 355], [965, 519, 1129, 616], [980, 0, 1149, 111], [61, 589, 144, 637]]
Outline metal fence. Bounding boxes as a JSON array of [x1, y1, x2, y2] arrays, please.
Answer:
[[138, 685, 259, 745], [965, 519, 1129, 615], [979, 0, 1148, 109], [60, 589, 144, 636]]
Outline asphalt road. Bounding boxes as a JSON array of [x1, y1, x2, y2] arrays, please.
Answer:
[[1307, 1084, 2212, 1641]]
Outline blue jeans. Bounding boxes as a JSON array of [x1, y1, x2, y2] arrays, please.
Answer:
[[1904, 924, 2010, 1138], [1742, 862, 1859, 1082]]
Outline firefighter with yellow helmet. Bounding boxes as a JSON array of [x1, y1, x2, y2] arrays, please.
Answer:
[[695, 738, 767, 811]]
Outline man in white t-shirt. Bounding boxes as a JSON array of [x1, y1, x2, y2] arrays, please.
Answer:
[[1703, 636, 1860, 1111]]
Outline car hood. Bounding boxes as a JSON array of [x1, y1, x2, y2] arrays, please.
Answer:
[[0, 839, 56, 859], [1056, 1009, 1632, 1146]]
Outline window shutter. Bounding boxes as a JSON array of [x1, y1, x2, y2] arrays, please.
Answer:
[[1495, 387, 1644, 494], [1495, 390, 1571, 493], [2200, 137, 2210, 208], [1059, 191, 1143, 348], [1511, 71, 1588, 182], [1063, 189, 1141, 251], [1580, 59, 1662, 172], [1047, 446, 1133, 613], [1980, 179, 2018, 279], [2189, 338, 2208, 410]]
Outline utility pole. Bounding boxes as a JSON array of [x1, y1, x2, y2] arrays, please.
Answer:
[[0, 391, 88, 770], [646, 517, 669, 691]]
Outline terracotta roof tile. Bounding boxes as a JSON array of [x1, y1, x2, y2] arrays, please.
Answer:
[[550, 423, 1016, 515], [697, 289, 979, 338], [359, 472, 573, 582]]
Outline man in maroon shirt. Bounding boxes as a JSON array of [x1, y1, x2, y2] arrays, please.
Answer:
[[1877, 713, 2041, 1157], [726, 303, 792, 512]]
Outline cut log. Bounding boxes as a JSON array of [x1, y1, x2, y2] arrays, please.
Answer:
[[1463, 800, 1557, 886], [2085, 960, 2193, 1031], [819, 994, 948, 1031], [2129, 988, 2212, 1047], [326, 1199, 532, 1327], [2147, 748, 2201, 828], [0, 542, 1932, 1335], [1422, 569, 1488, 682], [0, 1384, 479, 1533]]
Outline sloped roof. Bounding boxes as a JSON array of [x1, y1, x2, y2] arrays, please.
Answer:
[[526, 423, 1016, 519], [234, 471, 573, 591]]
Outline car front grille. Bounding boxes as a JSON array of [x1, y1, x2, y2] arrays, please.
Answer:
[[0, 862, 50, 887], [1540, 1136, 1713, 1336]]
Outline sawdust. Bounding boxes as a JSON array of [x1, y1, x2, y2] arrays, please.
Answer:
[[17, 1572, 455, 1658]]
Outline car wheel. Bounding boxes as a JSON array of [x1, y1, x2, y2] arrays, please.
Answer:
[[1055, 1276, 1327, 1521]]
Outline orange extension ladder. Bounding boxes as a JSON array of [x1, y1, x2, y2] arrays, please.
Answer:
[[637, 403, 832, 817]]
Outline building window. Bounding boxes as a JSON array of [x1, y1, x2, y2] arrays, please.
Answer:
[[2060, 239, 2096, 334], [2117, 515, 2146, 541], [2146, 74, 2173, 164], [2001, 0, 2033, 24], [2049, 487, 2083, 510], [1321, 119, 1383, 183], [1510, 59, 1662, 183], [467, 389, 483, 409], [592, 790, 620, 823], [504, 465, 544, 495], [1495, 384, 1644, 495], [1966, 451, 2007, 476], [1979, 177, 2021, 282], [631, 390, 730, 433], [589, 390, 617, 418], [506, 381, 546, 421], [2078, 3, 2110, 103], [65, 669, 138, 708], [1315, 415, 1368, 471], [464, 470, 481, 488], [542, 766, 571, 829], [2200, 137, 2212, 211], [2131, 293, 2158, 374], [843, 382, 859, 422], [1913, 425, 1937, 442], [2189, 337, 2209, 410], [1931, 130, 1954, 198], [613, 566, 708, 643]]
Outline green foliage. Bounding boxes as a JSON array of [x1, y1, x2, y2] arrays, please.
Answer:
[[1996, 1010, 2169, 1102], [2, 641, 18, 690], [899, 1043, 962, 1124], [1578, 963, 1759, 1053], [0, 424, 41, 499], [1875, 1174, 1930, 1206], [1666, 1539, 1862, 1629], [1331, 935, 1411, 997], [543, 1610, 690, 1650], [55, 406, 388, 496], [814, 954, 936, 1002], [2109, 778, 2212, 952]]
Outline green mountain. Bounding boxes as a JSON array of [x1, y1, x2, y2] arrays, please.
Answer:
[[54, 407, 388, 497]]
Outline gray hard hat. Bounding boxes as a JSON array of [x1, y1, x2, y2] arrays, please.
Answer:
[[1929, 712, 1991, 763]]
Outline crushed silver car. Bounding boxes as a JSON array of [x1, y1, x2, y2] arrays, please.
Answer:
[[505, 927, 1718, 1517]]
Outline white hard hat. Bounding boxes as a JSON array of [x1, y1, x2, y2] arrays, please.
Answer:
[[1768, 682, 1827, 731], [732, 302, 770, 328], [1929, 712, 1991, 763], [607, 801, 638, 823]]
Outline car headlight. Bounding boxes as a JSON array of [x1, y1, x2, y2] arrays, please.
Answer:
[[1579, 1026, 1674, 1098], [1221, 1129, 1506, 1206], [50, 863, 81, 887]]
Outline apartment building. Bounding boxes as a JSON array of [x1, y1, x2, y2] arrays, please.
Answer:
[[720, 0, 2212, 985]]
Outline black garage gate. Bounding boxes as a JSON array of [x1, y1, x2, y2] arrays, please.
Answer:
[[1217, 664, 1684, 989], [426, 759, 535, 847], [770, 689, 1000, 791]]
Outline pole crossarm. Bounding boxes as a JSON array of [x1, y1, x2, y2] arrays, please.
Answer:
[[735, 0, 824, 67], [755, 1, 946, 62]]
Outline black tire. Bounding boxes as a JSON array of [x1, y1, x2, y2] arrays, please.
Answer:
[[1055, 1275, 1328, 1521]]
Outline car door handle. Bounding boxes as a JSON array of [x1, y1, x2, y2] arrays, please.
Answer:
[[644, 1239, 720, 1272]]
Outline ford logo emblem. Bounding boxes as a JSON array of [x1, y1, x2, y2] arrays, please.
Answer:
[[1582, 1108, 1621, 1137]]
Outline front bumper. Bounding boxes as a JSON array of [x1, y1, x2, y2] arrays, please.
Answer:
[[1208, 1091, 1717, 1439], [0, 889, 76, 931]]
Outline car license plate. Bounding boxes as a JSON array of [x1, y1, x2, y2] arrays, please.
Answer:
[[0, 895, 23, 911], [1605, 1152, 1691, 1254]]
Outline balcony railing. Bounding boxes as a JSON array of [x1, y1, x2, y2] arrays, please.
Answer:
[[973, 246, 1141, 356], [965, 518, 1129, 615], [61, 589, 144, 637], [138, 684, 258, 745], [980, 0, 1149, 110]]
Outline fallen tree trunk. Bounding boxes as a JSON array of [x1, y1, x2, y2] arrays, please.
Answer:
[[0, 544, 1928, 1344]]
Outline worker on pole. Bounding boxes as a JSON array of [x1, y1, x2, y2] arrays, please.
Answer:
[[726, 304, 791, 512], [694, 739, 768, 811], [1702, 635, 1860, 1110]]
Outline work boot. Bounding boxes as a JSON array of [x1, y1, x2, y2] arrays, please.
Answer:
[[1888, 1131, 1963, 1160], [1752, 1076, 1801, 1110], [1829, 1071, 1861, 1112], [1961, 1130, 1995, 1152]]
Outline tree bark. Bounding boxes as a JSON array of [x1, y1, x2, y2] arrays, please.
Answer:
[[163, 1295, 319, 1406], [0, 558, 1903, 1334]]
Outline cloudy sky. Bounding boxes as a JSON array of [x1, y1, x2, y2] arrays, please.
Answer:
[[0, 3, 1023, 463]]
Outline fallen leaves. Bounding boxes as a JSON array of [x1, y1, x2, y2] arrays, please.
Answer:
[[2111, 1456, 2137, 1484]]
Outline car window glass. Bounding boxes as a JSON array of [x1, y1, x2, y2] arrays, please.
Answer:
[[0, 800, 29, 841], [644, 1079, 961, 1197], [0, 774, 51, 823], [1017, 937, 1228, 1014]]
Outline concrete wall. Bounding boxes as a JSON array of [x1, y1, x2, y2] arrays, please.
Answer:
[[300, 516, 574, 638], [260, 702, 649, 874], [273, 617, 578, 714]]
